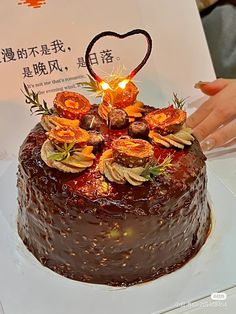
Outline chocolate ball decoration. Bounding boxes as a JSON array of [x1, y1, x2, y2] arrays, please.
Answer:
[[87, 130, 104, 151], [128, 121, 149, 139], [107, 108, 129, 129], [80, 114, 101, 130]]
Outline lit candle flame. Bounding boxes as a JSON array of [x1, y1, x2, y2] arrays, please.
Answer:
[[100, 81, 110, 90], [100, 78, 130, 91], [118, 79, 130, 89]]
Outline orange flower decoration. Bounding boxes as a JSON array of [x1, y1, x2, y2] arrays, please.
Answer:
[[47, 126, 89, 146], [102, 80, 138, 109], [54, 91, 91, 120], [145, 105, 186, 135]]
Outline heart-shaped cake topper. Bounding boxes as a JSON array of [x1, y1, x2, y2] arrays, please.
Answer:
[[85, 29, 152, 84]]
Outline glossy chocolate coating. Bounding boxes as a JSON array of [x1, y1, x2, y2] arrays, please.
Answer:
[[17, 105, 210, 286]]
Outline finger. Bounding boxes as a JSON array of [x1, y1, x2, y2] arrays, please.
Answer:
[[187, 80, 236, 130], [186, 97, 215, 129], [194, 78, 233, 96], [192, 103, 236, 142], [201, 120, 236, 151]]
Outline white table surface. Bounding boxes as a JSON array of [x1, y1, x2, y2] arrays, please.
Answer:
[[167, 287, 236, 314]]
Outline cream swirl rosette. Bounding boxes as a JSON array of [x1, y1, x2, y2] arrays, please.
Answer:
[[41, 141, 95, 173], [149, 126, 194, 149], [98, 139, 172, 186], [41, 126, 95, 173]]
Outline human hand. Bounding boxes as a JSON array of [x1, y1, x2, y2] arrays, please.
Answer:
[[187, 78, 236, 151]]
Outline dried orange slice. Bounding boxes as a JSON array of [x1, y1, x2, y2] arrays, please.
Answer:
[[98, 149, 113, 172], [49, 116, 80, 128], [98, 102, 111, 120], [145, 105, 186, 135], [54, 91, 91, 119], [47, 126, 89, 146], [112, 138, 153, 167], [41, 115, 80, 131], [124, 101, 144, 119], [103, 80, 139, 109]]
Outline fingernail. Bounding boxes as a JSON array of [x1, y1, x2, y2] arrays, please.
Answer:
[[201, 138, 215, 151], [194, 81, 210, 89]]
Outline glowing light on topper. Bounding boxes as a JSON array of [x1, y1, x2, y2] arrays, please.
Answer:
[[100, 82, 110, 90], [85, 29, 152, 89], [118, 79, 129, 89]]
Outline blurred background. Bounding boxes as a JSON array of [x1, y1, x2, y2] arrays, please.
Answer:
[[197, 0, 236, 78]]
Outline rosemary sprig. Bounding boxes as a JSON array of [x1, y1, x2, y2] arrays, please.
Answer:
[[21, 83, 54, 115], [48, 141, 78, 161], [172, 93, 188, 110], [142, 155, 172, 181], [77, 75, 103, 97]]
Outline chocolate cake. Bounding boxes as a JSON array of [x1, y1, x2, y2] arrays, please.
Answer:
[[17, 29, 211, 286], [17, 101, 210, 286]]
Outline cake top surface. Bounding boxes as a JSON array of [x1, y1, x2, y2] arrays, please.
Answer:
[[19, 29, 206, 216], [19, 103, 205, 217]]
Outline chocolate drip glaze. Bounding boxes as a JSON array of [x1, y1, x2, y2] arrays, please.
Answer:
[[17, 106, 211, 286]]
